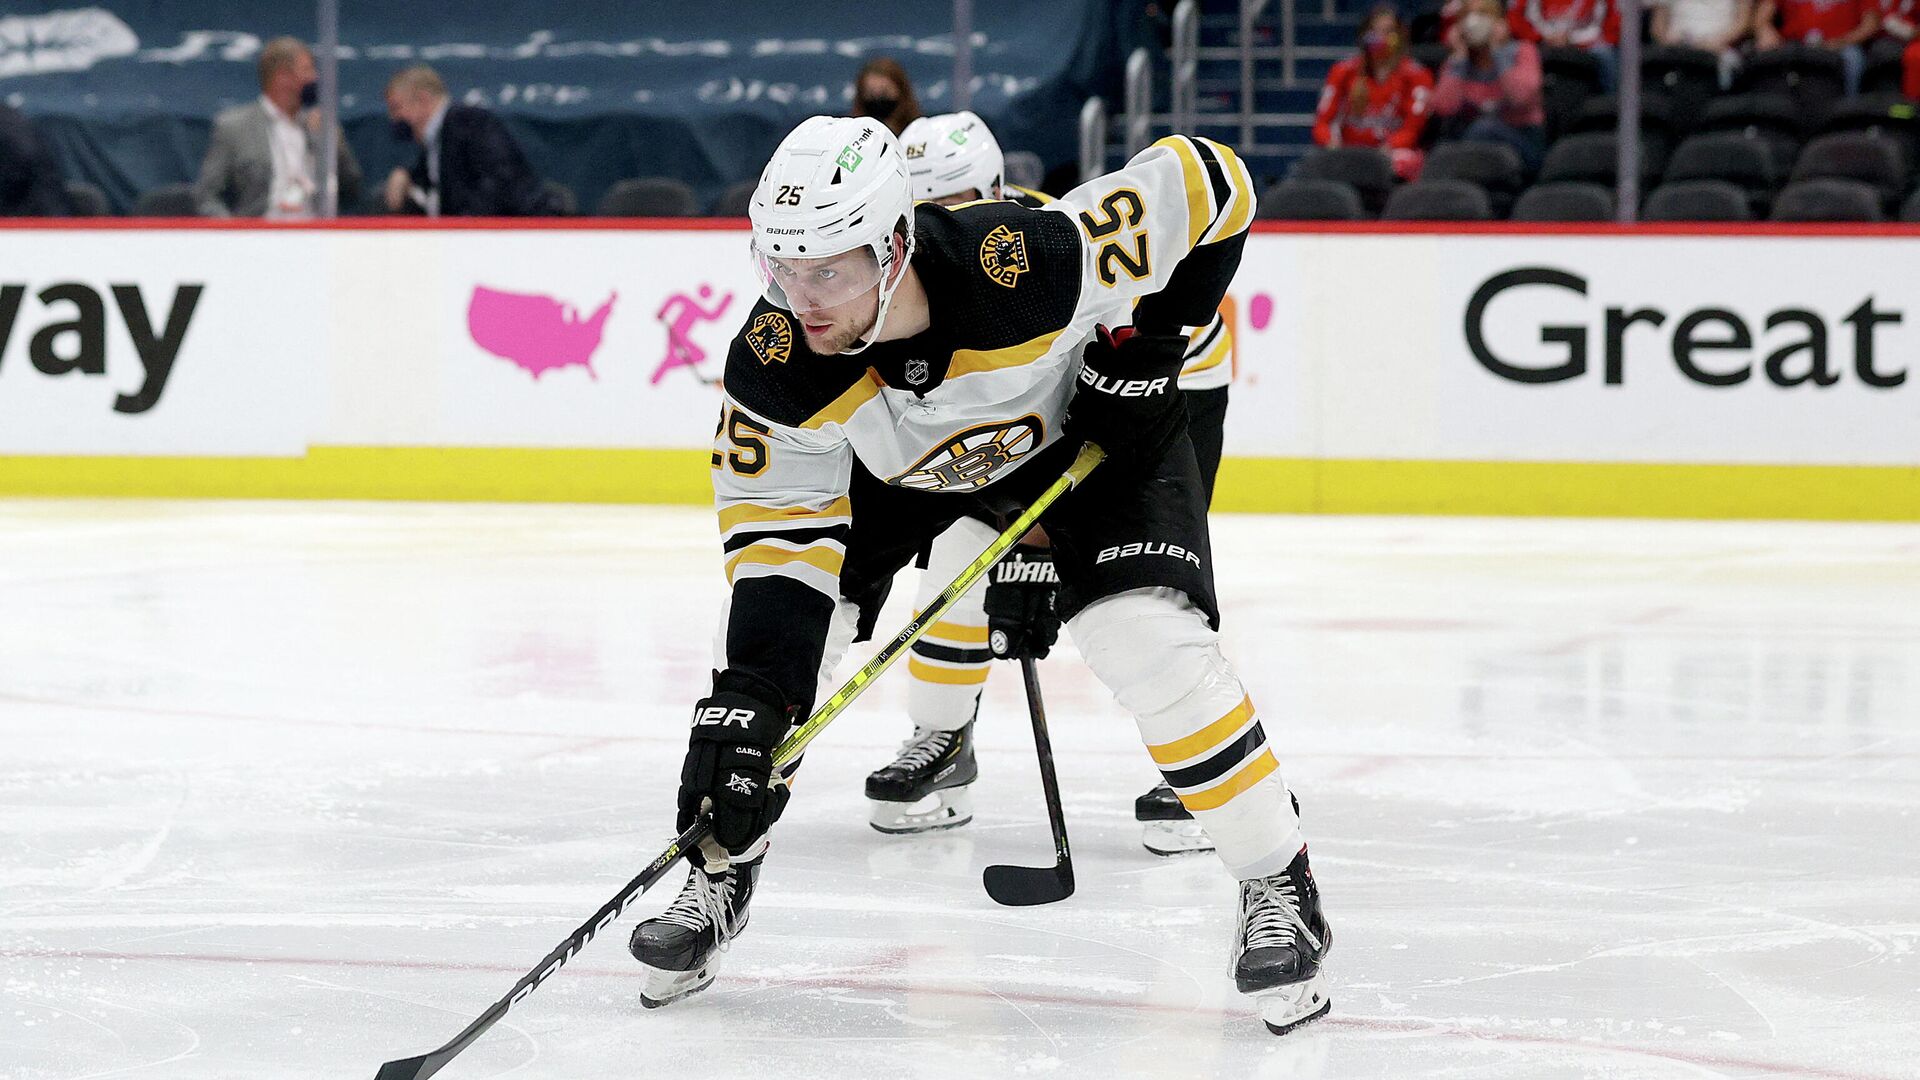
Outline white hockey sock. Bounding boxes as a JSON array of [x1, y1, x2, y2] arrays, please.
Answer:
[[903, 517, 998, 733], [1069, 587, 1304, 880]]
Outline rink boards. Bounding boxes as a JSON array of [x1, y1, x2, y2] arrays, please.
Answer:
[[0, 219, 1915, 519]]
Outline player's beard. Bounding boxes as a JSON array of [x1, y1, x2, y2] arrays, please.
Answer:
[[801, 292, 880, 355]]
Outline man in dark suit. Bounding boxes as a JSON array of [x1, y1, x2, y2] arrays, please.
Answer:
[[382, 65, 555, 217], [0, 102, 71, 216]]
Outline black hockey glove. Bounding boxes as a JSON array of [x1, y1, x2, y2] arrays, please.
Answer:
[[1064, 326, 1188, 463], [985, 544, 1060, 660], [678, 671, 794, 855]]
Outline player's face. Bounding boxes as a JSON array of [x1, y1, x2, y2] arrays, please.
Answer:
[[759, 246, 885, 354]]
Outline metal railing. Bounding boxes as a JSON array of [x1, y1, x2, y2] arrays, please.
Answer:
[[1079, 96, 1108, 182], [1170, 0, 1198, 137], [1124, 47, 1153, 158]]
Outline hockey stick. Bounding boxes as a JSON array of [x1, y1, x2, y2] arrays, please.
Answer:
[[982, 656, 1075, 906], [372, 442, 1104, 1080]]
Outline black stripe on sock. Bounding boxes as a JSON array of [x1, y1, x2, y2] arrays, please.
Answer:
[[722, 523, 850, 554], [910, 640, 994, 665], [1161, 722, 1266, 791]]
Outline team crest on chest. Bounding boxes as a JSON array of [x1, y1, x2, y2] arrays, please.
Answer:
[[891, 415, 1044, 492], [979, 224, 1030, 289], [746, 312, 793, 365]]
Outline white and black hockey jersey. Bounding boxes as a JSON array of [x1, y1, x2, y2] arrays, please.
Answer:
[[711, 135, 1256, 711]]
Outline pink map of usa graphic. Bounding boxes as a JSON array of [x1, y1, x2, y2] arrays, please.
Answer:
[[466, 286, 617, 379]]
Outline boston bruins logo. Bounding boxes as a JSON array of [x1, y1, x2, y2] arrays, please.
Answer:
[[892, 415, 1044, 492], [746, 311, 792, 365], [978, 224, 1029, 289]]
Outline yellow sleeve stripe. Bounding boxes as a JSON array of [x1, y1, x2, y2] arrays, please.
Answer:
[[1181, 336, 1230, 376], [909, 656, 992, 685], [1155, 135, 1213, 253], [1208, 140, 1255, 242], [724, 542, 845, 585], [718, 496, 852, 534], [1178, 749, 1279, 812], [947, 328, 1065, 380], [802, 372, 883, 430], [1148, 695, 1255, 764]]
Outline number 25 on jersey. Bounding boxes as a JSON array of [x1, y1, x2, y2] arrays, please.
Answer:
[[1077, 188, 1151, 287]]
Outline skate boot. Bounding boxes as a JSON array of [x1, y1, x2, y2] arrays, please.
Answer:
[[1233, 845, 1333, 1036], [1135, 781, 1214, 855], [866, 721, 978, 834], [628, 856, 760, 1008]]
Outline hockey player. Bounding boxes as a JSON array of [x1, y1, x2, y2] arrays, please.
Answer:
[[870, 110, 1230, 855], [629, 116, 1331, 1035]]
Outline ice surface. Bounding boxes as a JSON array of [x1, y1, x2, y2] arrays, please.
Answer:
[[2, 500, 1916, 1080]]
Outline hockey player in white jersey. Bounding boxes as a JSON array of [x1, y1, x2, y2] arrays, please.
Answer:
[[870, 110, 1230, 855], [629, 115, 1331, 1035]]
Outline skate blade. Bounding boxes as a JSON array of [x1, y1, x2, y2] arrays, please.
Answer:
[[869, 787, 973, 835], [1257, 972, 1332, 1036], [1141, 819, 1214, 856], [639, 962, 716, 1010]]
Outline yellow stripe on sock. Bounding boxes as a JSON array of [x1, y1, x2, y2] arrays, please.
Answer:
[[1178, 749, 1279, 812], [927, 620, 990, 644], [908, 656, 990, 685], [1147, 695, 1254, 765]]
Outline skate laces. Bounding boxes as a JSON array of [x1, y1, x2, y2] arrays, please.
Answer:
[[658, 865, 741, 950], [890, 725, 954, 770], [1239, 874, 1320, 953]]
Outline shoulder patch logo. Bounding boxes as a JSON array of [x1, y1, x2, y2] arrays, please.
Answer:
[[979, 224, 1030, 289], [891, 415, 1045, 492], [746, 311, 793, 365]]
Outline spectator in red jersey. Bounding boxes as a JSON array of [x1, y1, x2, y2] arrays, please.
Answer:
[[1864, 0, 1920, 94], [1754, 0, 1879, 93], [1508, 0, 1622, 88], [1434, 0, 1548, 171], [1652, 0, 1755, 86], [1314, 4, 1436, 180]]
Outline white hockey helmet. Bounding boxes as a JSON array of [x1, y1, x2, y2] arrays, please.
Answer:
[[749, 115, 914, 353], [901, 111, 1005, 203]]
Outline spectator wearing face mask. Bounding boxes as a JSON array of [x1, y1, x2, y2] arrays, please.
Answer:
[[382, 65, 557, 217], [1433, 0, 1548, 171], [851, 57, 924, 136], [194, 36, 362, 218], [1314, 4, 1436, 180]]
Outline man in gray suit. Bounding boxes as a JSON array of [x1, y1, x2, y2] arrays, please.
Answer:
[[194, 37, 361, 218]]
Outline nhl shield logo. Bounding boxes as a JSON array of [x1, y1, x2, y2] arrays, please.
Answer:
[[891, 415, 1044, 491], [904, 358, 929, 385], [978, 224, 1029, 289], [746, 312, 793, 365]]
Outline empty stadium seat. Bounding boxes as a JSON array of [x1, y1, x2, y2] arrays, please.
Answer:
[[1816, 94, 1920, 175], [1570, 93, 1680, 167], [1510, 181, 1616, 221], [1790, 132, 1906, 212], [1664, 132, 1779, 215], [1542, 45, 1607, 142], [1642, 180, 1753, 221], [1538, 132, 1664, 189], [596, 177, 699, 217], [1770, 178, 1883, 221], [541, 180, 577, 216], [1292, 147, 1396, 216], [709, 180, 756, 217], [1256, 178, 1366, 221], [1698, 93, 1805, 175], [1420, 141, 1525, 217], [63, 180, 110, 217], [1739, 45, 1846, 117], [1901, 188, 1920, 221], [1642, 46, 1723, 130], [1381, 179, 1493, 221], [132, 183, 198, 217]]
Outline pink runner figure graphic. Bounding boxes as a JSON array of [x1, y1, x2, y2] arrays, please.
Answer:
[[653, 285, 734, 384]]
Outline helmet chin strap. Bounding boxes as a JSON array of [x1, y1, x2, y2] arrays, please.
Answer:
[[840, 232, 914, 355]]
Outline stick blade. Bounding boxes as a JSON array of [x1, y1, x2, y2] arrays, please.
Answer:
[[373, 1054, 438, 1080], [983, 862, 1075, 907]]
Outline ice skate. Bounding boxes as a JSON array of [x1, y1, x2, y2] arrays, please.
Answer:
[[628, 856, 760, 1008], [1233, 845, 1333, 1036], [1134, 780, 1214, 855], [866, 721, 978, 834]]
